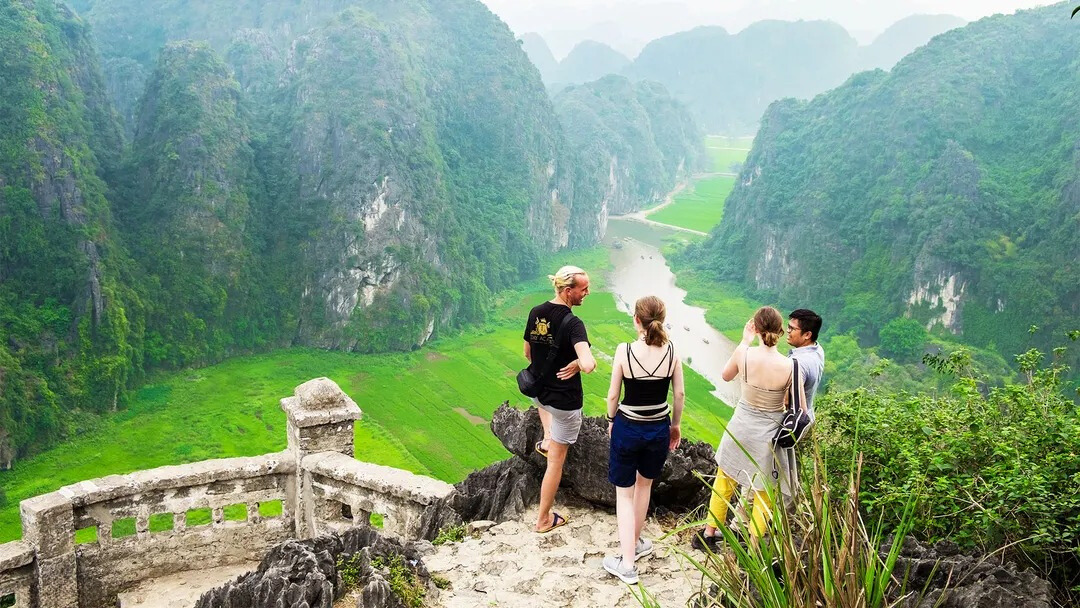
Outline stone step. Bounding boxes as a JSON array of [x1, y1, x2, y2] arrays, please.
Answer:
[[117, 562, 259, 608]]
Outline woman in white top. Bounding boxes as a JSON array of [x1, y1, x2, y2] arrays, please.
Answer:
[[693, 306, 805, 550]]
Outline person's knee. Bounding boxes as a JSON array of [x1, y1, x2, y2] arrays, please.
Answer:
[[546, 441, 569, 464]]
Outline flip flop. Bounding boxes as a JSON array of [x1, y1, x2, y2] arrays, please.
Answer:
[[534, 440, 549, 457], [537, 512, 569, 533]]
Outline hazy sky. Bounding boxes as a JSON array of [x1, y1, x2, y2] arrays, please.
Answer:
[[482, 0, 1058, 58]]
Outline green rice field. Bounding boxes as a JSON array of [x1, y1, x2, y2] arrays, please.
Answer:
[[0, 249, 733, 542], [705, 135, 752, 174], [647, 175, 736, 233]]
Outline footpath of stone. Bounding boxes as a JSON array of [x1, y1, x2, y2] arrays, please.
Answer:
[[425, 500, 705, 608]]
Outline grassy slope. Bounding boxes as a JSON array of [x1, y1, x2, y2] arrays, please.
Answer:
[[0, 249, 733, 542]]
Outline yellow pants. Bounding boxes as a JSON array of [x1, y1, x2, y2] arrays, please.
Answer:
[[706, 467, 773, 537]]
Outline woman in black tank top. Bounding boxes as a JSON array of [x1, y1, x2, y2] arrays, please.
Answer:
[[601, 296, 686, 584]]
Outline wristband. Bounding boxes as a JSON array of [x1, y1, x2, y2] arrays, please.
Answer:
[[606, 414, 615, 422]]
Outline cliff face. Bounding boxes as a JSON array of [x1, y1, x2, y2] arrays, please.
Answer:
[[120, 41, 267, 365], [554, 75, 705, 244], [0, 0, 139, 460]]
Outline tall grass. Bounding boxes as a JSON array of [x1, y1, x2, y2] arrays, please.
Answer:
[[661, 451, 927, 608]]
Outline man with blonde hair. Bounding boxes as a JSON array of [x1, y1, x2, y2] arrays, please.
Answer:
[[523, 265, 597, 532]]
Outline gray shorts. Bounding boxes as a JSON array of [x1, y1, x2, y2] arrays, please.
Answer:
[[533, 399, 583, 445]]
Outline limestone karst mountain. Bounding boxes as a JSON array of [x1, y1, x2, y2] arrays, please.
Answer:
[[555, 40, 632, 87], [519, 31, 559, 84], [553, 75, 706, 243], [687, 3, 1080, 360], [118, 41, 267, 367], [626, 20, 860, 134], [622, 15, 965, 134], [0, 0, 137, 463], [859, 13, 966, 71]]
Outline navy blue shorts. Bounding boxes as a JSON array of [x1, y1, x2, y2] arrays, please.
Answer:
[[608, 414, 671, 488]]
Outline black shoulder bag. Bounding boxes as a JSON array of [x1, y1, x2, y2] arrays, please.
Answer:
[[772, 358, 813, 448], [517, 312, 576, 398]]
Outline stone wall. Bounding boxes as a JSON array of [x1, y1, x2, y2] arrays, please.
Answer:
[[0, 377, 455, 608]]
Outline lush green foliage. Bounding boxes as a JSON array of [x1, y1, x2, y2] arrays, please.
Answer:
[[432, 523, 467, 545], [687, 5, 1080, 370], [815, 341, 1080, 590], [0, 0, 141, 463], [370, 554, 426, 608], [877, 318, 927, 362], [676, 455, 918, 608], [337, 553, 365, 590]]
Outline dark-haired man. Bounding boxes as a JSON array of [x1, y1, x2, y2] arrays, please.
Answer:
[[786, 309, 824, 418]]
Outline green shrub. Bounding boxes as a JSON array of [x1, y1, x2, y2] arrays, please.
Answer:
[[336, 553, 364, 590], [433, 523, 466, 545], [878, 318, 926, 361], [814, 342, 1080, 593], [371, 555, 425, 608]]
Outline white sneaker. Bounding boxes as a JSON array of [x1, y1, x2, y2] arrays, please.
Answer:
[[634, 537, 653, 561], [603, 555, 639, 585]]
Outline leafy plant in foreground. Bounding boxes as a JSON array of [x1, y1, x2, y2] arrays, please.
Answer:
[[665, 451, 923, 608]]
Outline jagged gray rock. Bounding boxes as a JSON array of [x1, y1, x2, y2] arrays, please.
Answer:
[[451, 457, 541, 523], [891, 538, 1055, 608], [490, 402, 717, 510], [196, 527, 432, 608]]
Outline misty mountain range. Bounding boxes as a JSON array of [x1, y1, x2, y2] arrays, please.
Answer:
[[521, 14, 967, 133]]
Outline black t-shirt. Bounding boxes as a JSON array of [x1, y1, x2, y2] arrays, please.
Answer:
[[523, 301, 590, 411]]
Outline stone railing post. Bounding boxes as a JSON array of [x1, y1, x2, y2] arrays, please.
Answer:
[[281, 377, 362, 539], [21, 492, 77, 608]]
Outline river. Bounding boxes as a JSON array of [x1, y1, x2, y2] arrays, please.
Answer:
[[603, 217, 740, 406]]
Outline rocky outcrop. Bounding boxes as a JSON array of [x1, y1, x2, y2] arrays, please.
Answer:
[[890, 538, 1055, 608], [450, 458, 542, 524], [196, 527, 434, 608], [489, 402, 716, 511]]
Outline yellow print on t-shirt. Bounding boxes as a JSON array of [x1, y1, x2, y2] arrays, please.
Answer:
[[530, 317, 556, 345]]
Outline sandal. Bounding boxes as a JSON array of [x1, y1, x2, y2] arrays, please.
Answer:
[[534, 440, 549, 457], [537, 512, 569, 533]]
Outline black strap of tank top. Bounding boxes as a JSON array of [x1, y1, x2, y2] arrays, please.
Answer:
[[628, 342, 672, 379]]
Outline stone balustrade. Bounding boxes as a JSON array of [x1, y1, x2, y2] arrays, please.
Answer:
[[0, 541, 33, 607], [0, 377, 460, 608], [301, 452, 454, 540]]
